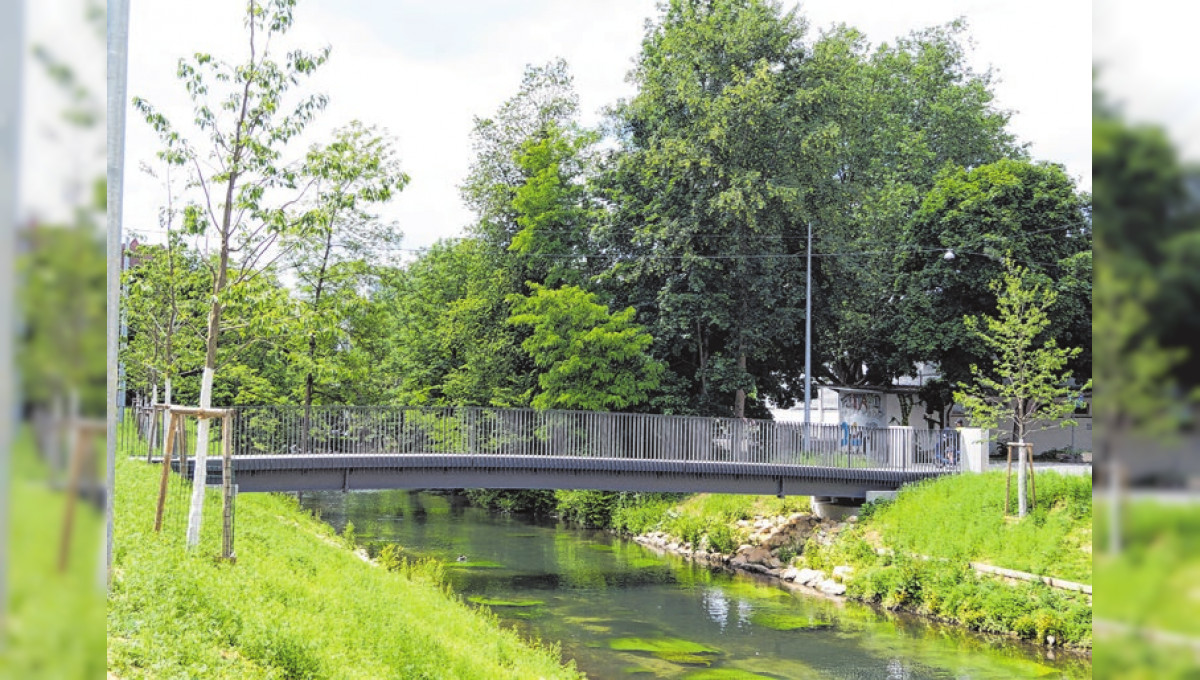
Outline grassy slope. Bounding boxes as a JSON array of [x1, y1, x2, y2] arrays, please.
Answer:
[[616, 474, 1094, 648], [107, 454, 581, 679], [858, 472, 1092, 583], [805, 472, 1093, 647], [0, 431, 106, 678]]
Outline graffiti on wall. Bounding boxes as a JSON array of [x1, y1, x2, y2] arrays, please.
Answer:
[[838, 390, 885, 429]]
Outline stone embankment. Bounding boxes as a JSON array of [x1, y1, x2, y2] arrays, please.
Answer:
[[634, 511, 856, 597]]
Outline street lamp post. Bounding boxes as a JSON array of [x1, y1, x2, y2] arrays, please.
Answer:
[[804, 221, 812, 427]]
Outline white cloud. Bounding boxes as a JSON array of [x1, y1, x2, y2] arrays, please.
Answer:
[[1096, 0, 1200, 161]]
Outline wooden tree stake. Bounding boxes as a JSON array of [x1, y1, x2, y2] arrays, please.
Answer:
[[154, 413, 178, 532]]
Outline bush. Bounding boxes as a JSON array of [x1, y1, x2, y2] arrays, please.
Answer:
[[554, 490, 618, 526]]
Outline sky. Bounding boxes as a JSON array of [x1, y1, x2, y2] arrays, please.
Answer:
[[1094, 0, 1200, 160], [22, 0, 1095, 249]]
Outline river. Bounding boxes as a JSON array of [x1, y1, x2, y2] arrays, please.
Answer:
[[300, 490, 1090, 679]]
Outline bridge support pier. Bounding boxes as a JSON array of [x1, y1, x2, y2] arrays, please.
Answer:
[[811, 496, 863, 521]]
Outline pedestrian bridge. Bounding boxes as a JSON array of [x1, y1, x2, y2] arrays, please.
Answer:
[[147, 405, 967, 499]]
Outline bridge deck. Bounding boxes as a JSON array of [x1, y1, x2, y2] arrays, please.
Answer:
[[172, 453, 956, 498]]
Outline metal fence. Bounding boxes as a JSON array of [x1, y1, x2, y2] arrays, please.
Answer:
[[225, 406, 963, 473]]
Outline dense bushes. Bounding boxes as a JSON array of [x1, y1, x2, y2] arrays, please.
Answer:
[[848, 557, 1092, 646]]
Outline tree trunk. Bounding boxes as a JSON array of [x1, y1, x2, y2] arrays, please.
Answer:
[[186, 232, 229, 549], [1017, 434, 1027, 518], [301, 227, 334, 454]]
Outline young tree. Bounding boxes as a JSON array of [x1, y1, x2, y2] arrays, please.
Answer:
[[121, 232, 208, 412], [132, 0, 330, 548], [953, 260, 1090, 517]]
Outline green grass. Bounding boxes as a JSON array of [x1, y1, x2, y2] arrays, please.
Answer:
[[108, 447, 582, 679], [852, 471, 1092, 583], [0, 429, 106, 679], [1094, 499, 1200, 637], [801, 472, 1093, 647]]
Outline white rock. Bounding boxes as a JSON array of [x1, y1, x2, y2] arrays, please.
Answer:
[[832, 565, 855, 581], [818, 579, 847, 596], [781, 567, 800, 582], [795, 568, 825, 586]]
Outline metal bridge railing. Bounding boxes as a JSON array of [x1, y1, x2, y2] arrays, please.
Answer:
[[227, 406, 963, 473]]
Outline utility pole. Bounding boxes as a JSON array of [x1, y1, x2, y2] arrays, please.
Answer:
[[804, 221, 812, 426], [0, 0, 23, 640], [107, 0, 132, 587]]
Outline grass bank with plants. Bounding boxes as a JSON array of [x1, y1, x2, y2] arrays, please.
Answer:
[[107, 453, 582, 679], [572, 472, 1093, 649], [804, 472, 1093, 648]]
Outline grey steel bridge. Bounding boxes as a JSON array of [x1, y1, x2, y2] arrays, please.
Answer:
[[146, 405, 963, 498]]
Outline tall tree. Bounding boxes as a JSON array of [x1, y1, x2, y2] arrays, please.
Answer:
[[600, 0, 819, 418], [896, 158, 1092, 411], [133, 0, 330, 547], [461, 59, 580, 250], [804, 21, 1020, 390], [508, 284, 665, 411], [383, 239, 535, 407], [286, 122, 407, 442]]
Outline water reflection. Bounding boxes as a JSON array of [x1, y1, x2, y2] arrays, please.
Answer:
[[301, 490, 1090, 679]]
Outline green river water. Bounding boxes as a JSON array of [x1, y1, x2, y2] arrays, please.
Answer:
[[300, 490, 1090, 680]]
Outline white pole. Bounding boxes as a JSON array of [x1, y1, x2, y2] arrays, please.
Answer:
[[107, 0, 132, 586], [804, 221, 812, 424], [0, 0, 24, 638]]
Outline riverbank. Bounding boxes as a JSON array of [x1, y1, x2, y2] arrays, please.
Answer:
[[107, 454, 582, 679], [611, 472, 1093, 649]]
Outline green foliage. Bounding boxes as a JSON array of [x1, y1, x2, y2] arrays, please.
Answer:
[[341, 520, 358, 549], [108, 451, 582, 678], [954, 259, 1091, 444], [384, 239, 535, 407], [800, 472, 1093, 646], [463, 488, 556, 515], [376, 543, 405, 572], [849, 472, 1092, 582], [897, 159, 1092, 396], [554, 490, 619, 526], [849, 558, 1091, 646], [286, 122, 408, 409], [18, 223, 107, 414], [509, 284, 665, 411]]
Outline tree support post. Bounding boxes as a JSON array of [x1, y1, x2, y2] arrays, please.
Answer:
[[221, 412, 235, 561], [154, 412, 179, 532]]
